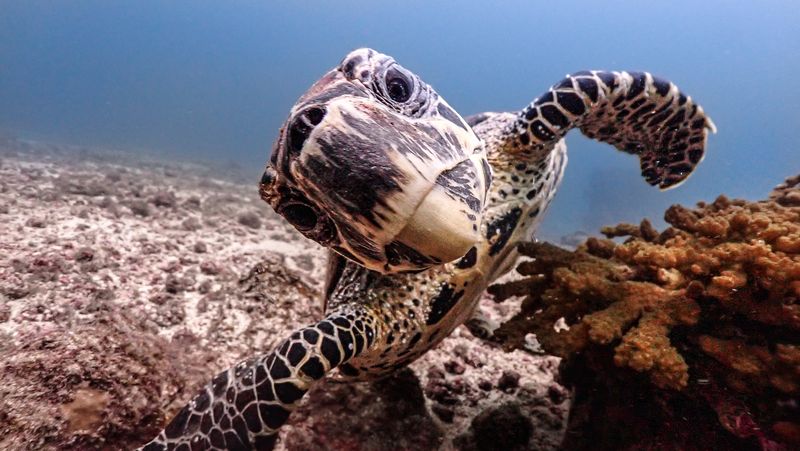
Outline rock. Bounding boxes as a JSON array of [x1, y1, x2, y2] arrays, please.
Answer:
[[425, 379, 458, 406], [432, 404, 455, 423], [39, 189, 63, 202], [73, 247, 94, 262], [149, 292, 172, 305], [497, 370, 520, 392], [199, 261, 220, 275], [27, 256, 68, 278], [104, 171, 122, 183], [161, 259, 181, 273], [458, 403, 533, 451], [98, 196, 118, 211], [151, 191, 177, 208], [130, 200, 151, 217], [547, 384, 568, 405], [181, 217, 202, 231], [444, 360, 466, 375], [237, 211, 262, 229], [448, 377, 466, 395], [179, 255, 197, 266], [193, 241, 207, 253], [184, 196, 201, 209], [152, 297, 186, 327], [197, 280, 213, 294], [25, 217, 46, 228], [4, 285, 31, 300], [427, 367, 445, 380], [164, 276, 182, 294], [165, 275, 193, 294], [0, 302, 10, 322]]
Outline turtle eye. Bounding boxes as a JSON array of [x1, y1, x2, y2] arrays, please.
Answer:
[[282, 203, 318, 231], [385, 66, 413, 103]]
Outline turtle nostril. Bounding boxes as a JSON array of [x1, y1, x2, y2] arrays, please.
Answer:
[[287, 106, 326, 154], [288, 120, 311, 154], [305, 106, 325, 126]]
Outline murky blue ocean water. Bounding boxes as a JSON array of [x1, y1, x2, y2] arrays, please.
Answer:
[[2, 0, 799, 241]]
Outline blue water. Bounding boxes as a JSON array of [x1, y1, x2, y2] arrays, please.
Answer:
[[2, 0, 799, 241]]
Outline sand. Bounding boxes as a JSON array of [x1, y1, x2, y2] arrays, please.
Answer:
[[0, 139, 568, 450]]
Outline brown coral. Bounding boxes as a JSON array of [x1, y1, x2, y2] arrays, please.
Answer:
[[490, 174, 800, 450]]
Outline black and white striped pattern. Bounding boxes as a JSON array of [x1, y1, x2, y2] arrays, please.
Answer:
[[138, 307, 377, 451], [513, 70, 715, 189]]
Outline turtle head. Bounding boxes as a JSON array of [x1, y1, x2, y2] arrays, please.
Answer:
[[260, 48, 490, 274]]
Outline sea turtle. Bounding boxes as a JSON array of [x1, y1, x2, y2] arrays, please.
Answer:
[[140, 48, 715, 450]]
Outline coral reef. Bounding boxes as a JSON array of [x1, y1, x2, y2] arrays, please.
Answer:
[[490, 175, 800, 450]]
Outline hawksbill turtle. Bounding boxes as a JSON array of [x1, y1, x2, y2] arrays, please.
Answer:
[[139, 48, 715, 450]]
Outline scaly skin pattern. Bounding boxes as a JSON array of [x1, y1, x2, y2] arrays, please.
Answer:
[[138, 52, 714, 449]]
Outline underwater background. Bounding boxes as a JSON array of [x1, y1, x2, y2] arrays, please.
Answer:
[[2, 2, 800, 449], [2, 0, 799, 241]]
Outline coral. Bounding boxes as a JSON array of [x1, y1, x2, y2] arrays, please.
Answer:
[[491, 174, 800, 450], [0, 311, 208, 450]]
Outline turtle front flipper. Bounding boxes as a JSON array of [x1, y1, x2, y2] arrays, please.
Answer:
[[512, 71, 716, 189], [137, 306, 377, 451]]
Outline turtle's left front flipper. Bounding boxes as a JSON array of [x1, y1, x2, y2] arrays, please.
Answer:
[[512, 71, 716, 189], [136, 306, 378, 451]]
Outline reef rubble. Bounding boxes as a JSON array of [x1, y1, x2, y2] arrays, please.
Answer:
[[0, 139, 568, 450], [490, 174, 800, 450]]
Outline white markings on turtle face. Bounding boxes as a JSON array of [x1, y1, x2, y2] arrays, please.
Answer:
[[291, 97, 486, 272]]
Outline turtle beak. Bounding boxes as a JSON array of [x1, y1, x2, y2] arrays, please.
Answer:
[[259, 129, 283, 205], [294, 69, 351, 106], [258, 165, 278, 204]]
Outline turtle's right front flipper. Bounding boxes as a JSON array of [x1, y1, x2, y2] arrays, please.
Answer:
[[511, 71, 716, 189], [137, 306, 377, 451]]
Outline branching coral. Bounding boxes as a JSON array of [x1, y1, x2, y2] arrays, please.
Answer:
[[490, 174, 800, 450]]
